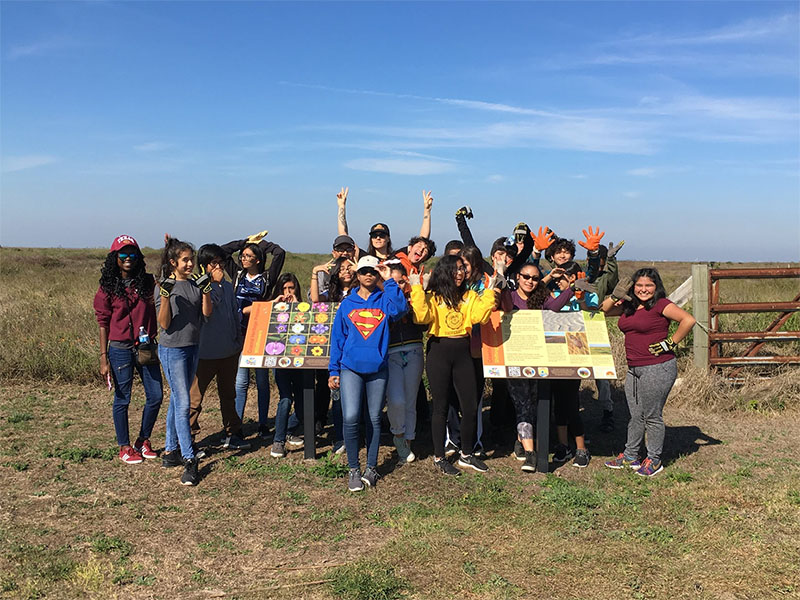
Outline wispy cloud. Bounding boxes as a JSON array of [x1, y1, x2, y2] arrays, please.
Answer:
[[133, 141, 172, 152], [344, 158, 457, 176], [6, 36, 81, 60], [486, 174, 505, 183], [1, 155, 58, 173]]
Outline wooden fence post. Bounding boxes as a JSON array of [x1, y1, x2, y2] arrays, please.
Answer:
[[692, 263, 709, 369]]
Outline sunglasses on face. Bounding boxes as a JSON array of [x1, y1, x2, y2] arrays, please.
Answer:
[[334, 245, 354, 253], [370, 232, 388, 239], [518, 273, 539, 281], [118, 253, 139, 260], [358, 268, 378, 277]]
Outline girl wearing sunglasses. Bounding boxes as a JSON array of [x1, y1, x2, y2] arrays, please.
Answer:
[[329, 256, 407, 492], [94, 235, 163, 465]]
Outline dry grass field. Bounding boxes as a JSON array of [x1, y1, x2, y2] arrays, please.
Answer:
[[1, 248, 799, 599]]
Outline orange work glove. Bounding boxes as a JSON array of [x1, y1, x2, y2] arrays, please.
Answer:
[[532, 226, 556, 252], [578, 226, 605, 253]]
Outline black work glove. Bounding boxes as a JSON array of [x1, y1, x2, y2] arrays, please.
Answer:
[[649, 338, 676, 356], [455, 206, 473, 219], [192, 272, 212, 294], [159, 277, 176, 298]]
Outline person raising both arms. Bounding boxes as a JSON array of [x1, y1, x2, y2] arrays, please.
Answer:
[[335, 187, 433, 260], [410, 255, 498, 475], [157, 236, 219, 486], [94, 235, 163, 465], [601, 268, 695, 477]]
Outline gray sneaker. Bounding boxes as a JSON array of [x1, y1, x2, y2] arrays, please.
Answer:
[[222, 434, 251, 450], [361, 466, 380, 488], [286, 434, 304, 448], [348, 468, 364, 492], [270, 441, 286, 458]]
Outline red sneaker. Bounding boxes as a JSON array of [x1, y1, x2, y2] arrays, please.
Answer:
[[134, 439, 157, 459], [119, 446, 144, 464]]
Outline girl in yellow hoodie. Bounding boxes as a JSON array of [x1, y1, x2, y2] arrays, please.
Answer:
[[410, 255, 497, 475]]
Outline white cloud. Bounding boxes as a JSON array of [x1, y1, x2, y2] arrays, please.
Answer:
[[624, 191, 641, 199], [6, 37, 81, 60], [486, 174, 505, 183], [344, 158, 456, 175], [133, 142, 172, 152], [1, 155, 58, 173]]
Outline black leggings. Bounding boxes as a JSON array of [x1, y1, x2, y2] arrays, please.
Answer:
[[427, 337, 478, 458], [552, 379, 584, 438]]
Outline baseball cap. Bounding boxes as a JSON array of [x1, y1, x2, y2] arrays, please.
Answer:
[[333, 235, 355, 249], [355, 255, 380, 272], [110, 234, 140, 252]]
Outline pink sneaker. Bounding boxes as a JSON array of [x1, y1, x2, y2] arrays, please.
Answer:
[[134, 439, 157, 459], [119, 446, 144, 464]]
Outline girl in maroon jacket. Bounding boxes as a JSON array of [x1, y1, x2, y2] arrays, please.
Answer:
[[94, 235, 163, 464]]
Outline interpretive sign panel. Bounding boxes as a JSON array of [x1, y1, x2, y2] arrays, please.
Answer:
[[239, 301, 339, 369], [481, 310, 617, 379]]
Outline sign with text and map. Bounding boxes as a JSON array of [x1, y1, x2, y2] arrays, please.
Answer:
[[239, 301, 339, 369], [481, 310, 617, 380]]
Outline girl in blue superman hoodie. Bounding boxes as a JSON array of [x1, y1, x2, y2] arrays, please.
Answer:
[[328, 255, 408, 492]]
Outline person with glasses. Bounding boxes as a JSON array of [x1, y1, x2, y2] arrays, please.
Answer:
[[218, 233, 285, 439], [94, 235, 163, 465], [328, 256, 407, 492], [497, 263, 556, 472], [410, 255, 498, 475], [335, 187, 433, 261]]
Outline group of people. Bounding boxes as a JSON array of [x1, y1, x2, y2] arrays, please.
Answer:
[[94, 189, 695, 488]]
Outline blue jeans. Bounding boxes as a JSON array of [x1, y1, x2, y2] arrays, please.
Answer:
[[340, 367, 387, 470], [235, 366, 270, 426], [274, 369, 303, 443], [386, 345, 424, 440], [107, 346, 163, 447], [159, 345, 199, 459]]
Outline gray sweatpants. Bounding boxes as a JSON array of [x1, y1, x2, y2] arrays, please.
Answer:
[[623, 358, 677, 462]]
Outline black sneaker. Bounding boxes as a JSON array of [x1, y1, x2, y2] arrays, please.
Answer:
[[513, 440, 525, 461], [521, 451, 537, 473], [434, 458, 461, 476], [192, 444, 207, 460], [458, 453, 489, 473], [444, 441, 459, 458], [552, 444, 574, 463], [599, 410, 614, 433], [258, 425, 271, 439], [222, 434, 251, 450], [361, 466, 380, 488], [181, 458, 199, 486], [161, 450, 183, 468], [572, 449, 591, 468]]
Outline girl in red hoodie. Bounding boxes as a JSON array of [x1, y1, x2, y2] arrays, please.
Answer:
[[94, 235, 163, 464]]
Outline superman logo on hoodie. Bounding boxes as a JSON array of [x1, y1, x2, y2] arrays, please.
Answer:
[[348, 309, 385, 340]]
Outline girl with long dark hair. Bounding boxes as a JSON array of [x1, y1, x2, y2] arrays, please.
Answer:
[[94, 235, 162, 465], [410, 255, 497, 475], [157, 236, 217, 486], [601, 268, 695, 477]]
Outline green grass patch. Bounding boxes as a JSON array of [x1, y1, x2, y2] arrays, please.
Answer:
[[7, 411, 33, 424], [329, 559, 409, 600], [3, 460, 29, 471], [311, 451, 350, 479], [90, 533, 132, 558], [44, 447, 116, 463], [537, 474, 605, 517], [457, 475, 513, 509]]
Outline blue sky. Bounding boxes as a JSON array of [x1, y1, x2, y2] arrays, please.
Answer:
[[1, 1, 798, 260]]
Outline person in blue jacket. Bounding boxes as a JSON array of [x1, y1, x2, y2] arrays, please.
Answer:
[[328, 255, 408, 492]]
